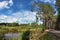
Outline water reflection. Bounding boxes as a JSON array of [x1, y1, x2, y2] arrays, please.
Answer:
[[4, 33, 20, 40]]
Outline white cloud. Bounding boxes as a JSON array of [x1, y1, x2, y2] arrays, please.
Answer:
[[9, 0, 13, 6], [12, 11, 36, 22], [0, 11, 42, 24], [0, 15, 18, 23], [24, 11, 36, 16], [53, 0, 56, 4], [0, 1, 9, 9], [0, 11, 36, 24], [40, 0, 56, 4], [6, 17, 18, 23], [0, 0, 13, 9], [0, 15, 7, 19]]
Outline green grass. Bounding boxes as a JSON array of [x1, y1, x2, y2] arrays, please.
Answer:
[[0, 25, 42, 33], [0, 25, 42, 40]]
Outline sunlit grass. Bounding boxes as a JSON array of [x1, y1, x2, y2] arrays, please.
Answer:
[[0, 25, 42, 33], [0, 25, 42, 40]]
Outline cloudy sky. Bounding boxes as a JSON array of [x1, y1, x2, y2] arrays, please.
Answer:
[[0, 0, 56, 24]]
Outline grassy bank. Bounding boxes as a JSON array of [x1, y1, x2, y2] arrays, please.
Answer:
[[0, 26, 42, 33], [0, 26, 59, 40], [0, 25, 42, 40]]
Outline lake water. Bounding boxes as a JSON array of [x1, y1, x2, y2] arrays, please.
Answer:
[[4, 33, 21, 40]]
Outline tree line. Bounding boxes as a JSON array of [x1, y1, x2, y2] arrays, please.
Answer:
[[0, 23, 19, 26]]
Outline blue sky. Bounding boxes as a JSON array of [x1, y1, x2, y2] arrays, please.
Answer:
[[0, 0, 56, 24]]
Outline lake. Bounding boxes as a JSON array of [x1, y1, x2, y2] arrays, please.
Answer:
[[4, 33, 21, 40]]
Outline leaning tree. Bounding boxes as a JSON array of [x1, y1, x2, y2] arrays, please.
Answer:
[[31, 1, 55, 31], [39, 3, 55, 29], [55, 0, 60, 30]]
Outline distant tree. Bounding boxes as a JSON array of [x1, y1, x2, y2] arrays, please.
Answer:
[[12, 22, 19, 26]]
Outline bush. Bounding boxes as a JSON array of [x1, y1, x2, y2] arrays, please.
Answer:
[[22, 29, 30, 40]]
